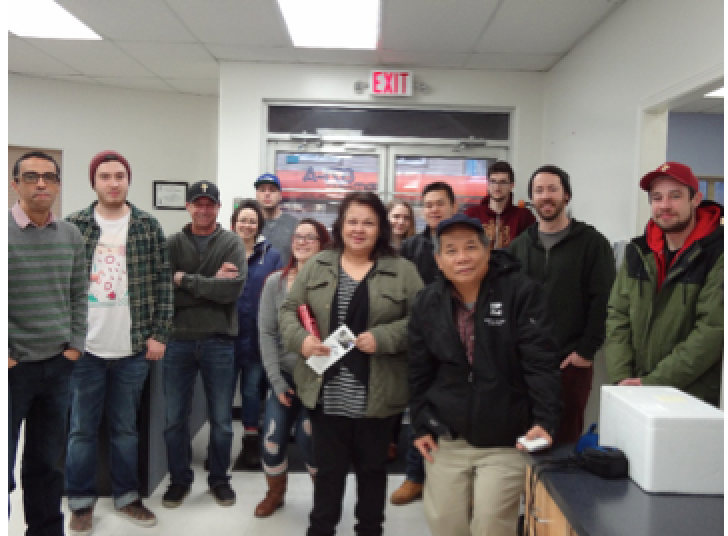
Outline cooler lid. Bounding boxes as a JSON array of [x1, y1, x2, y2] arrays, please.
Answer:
[[602, 386, 724, 421]]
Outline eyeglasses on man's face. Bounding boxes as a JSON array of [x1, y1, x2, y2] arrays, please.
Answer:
[[489, 180, 511, 187], [293, 234, 319, 243], [18, 172, 61, 184]]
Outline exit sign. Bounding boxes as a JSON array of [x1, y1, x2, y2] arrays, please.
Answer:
[[369, 70, 413, 97]]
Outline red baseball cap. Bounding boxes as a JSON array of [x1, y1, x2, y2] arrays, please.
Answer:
[[639, 162, 699, 192]]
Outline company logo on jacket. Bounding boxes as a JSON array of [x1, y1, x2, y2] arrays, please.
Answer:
[[485, 301, 506, 326]]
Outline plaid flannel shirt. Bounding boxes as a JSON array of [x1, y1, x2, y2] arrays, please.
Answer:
[[66, 202, 173, 353]]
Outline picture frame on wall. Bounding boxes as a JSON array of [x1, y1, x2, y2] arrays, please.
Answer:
[[153, 181, 188, 210]]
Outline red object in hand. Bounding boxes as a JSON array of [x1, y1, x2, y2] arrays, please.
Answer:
[[297, 305, 321, 339]]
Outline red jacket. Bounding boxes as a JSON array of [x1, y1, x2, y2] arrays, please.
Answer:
[[465, 193, 536, 249]]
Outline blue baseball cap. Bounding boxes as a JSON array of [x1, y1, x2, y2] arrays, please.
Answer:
[[253, 173, 282, 191], [436, 213, 485, 237]]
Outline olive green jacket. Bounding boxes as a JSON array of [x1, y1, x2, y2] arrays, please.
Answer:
[[279, 249, 424, 417], [605, 224, 723, 405]]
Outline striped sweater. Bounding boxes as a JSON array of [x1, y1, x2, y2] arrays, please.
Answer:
[[8, 210, 88, 362]]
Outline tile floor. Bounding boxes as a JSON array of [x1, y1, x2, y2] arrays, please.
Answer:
[[9, 422, 432, 536]]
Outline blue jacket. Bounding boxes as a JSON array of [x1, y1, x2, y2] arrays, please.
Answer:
[[235, 238, 283, 363]]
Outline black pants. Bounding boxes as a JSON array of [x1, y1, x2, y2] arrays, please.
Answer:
[[307, 411, 396, 536]]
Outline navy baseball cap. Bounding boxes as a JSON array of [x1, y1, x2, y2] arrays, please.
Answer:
[[187, 181, 220, 204], [253, 173, 282, 190], [436, 213, 485, 237]]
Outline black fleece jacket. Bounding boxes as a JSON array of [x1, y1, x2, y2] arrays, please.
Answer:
[[408, 250, 562, 447], [507, 219, 616, 361]]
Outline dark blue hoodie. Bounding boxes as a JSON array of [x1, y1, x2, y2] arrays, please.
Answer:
[[235, 237, 283, 363]]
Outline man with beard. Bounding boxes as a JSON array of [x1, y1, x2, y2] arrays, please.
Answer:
[[606, 162, 723, 406], [465, 161, 535, 249], [255, 173, 298, 264], [65, 151, 173, 532], [508, 165, 615, 443]]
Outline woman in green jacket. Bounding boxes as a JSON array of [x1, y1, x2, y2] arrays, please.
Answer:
[[280, 192, 423, 536]]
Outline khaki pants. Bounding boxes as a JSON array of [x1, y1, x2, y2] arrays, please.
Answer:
[[423, 438, 527, 536]]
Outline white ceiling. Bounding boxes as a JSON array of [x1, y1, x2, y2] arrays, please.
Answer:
[[9, 0, 629, 96]]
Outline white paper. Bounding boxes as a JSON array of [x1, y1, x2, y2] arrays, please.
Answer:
[[306, 325, 357, 375]]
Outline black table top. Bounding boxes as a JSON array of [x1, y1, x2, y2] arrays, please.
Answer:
[[529, 446, 724, 536]]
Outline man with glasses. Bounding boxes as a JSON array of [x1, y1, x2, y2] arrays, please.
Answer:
[[9, 151, 88, 536], [64, 150, 173, 533], [255, 173, 298, 264], [162, 181, 246, 509], [392, 181, 459, 506], [465, 161, 535, 249]]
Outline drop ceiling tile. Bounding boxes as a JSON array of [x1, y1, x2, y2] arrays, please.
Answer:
[[115, 42, 219, 78], [379, 50, 468, 69], [476, 0, 621, 55], [206, 44, 296, 62], [465, 53, 560, 71], [294, 49, 379, 66], [380, 0, 500, 52], [166, 0, 290, 46], [93, 76, 175, 92], [9, 36, 80, 76], [164, 77, 220, 96], [27, 40, 154, 77], [57, 0, 197, 42]]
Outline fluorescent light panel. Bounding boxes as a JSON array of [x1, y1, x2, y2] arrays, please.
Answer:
[[705, 87, 724, 98], [8, 0, 101, 40], [278, 0, 379, 49]]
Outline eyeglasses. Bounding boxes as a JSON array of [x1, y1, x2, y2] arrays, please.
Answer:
[[489, 180, 511, 186], [18, 172, 60, 184], [293, 234, 319, 243]]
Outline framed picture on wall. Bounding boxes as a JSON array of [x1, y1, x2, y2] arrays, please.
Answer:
[[153, 181, 188, 210]]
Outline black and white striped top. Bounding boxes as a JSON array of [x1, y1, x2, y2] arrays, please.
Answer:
[[321, 269, 368, 418]]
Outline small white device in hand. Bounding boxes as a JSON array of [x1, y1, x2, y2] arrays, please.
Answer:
[[518, 436, 550, 452]]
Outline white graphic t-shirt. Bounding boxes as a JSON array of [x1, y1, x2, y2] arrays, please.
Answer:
[[85, 211, 133, 357]]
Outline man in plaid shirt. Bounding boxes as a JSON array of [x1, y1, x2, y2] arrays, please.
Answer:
[[65, 150, 173, 534]]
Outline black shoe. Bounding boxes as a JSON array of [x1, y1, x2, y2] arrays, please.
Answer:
[[210, 483, 236, 507], [240, 434, 262, 470], [162, 483, 190, 508]]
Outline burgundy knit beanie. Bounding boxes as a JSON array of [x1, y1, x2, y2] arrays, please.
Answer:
[[89, 150, 131, 187]]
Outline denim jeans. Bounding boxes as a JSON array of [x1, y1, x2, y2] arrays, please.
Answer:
[[9, 353, 75, 536], [234, 359, 266, 429], [164, 338, 235, 488], [261, 373, 315, 476], [65, 351, 149, 510]]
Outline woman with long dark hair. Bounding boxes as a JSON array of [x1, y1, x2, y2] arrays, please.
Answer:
[[254, 218, 330, 517], [280, 192, 423, 536]]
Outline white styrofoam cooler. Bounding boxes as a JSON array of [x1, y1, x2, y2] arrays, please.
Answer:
[[599, 386, 724, 494]]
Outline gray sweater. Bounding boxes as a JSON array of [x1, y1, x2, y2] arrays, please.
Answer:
[[263, 212, 298, 266], [258, 270, 299, 395], [8, 211, 88, 362], [168, 224, 247, 339]]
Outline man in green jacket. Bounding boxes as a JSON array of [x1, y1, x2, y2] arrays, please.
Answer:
[[606, 162, 723, 406], [508, 165, 615, 443], [162, 181, 247, 508]]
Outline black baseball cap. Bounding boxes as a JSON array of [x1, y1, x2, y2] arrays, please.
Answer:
[[187, 181, 220, 204], [436, 213, 485, 237]]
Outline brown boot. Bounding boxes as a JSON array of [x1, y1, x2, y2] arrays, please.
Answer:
[[254, 474, 287, 518], [390, 479, 423, 505]]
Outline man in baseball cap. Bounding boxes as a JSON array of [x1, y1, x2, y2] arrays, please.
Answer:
[[162, 180, 246, 508], [606, 162, 723, 406], [408, 212, 561, 536], [254, 173, 297, 264]]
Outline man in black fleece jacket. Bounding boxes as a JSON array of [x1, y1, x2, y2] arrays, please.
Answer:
[[508, 165, 615, 443]]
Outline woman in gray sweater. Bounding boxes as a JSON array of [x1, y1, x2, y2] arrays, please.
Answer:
[[254, 218, 331, 518]]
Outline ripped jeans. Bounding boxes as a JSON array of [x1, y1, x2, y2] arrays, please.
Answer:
[[261, 372, 315, 476]]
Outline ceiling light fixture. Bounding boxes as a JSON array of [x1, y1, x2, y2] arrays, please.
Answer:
[[705, 87, 724, 98], [8, 0, 101, 40], [277, 0, 379, 49]]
